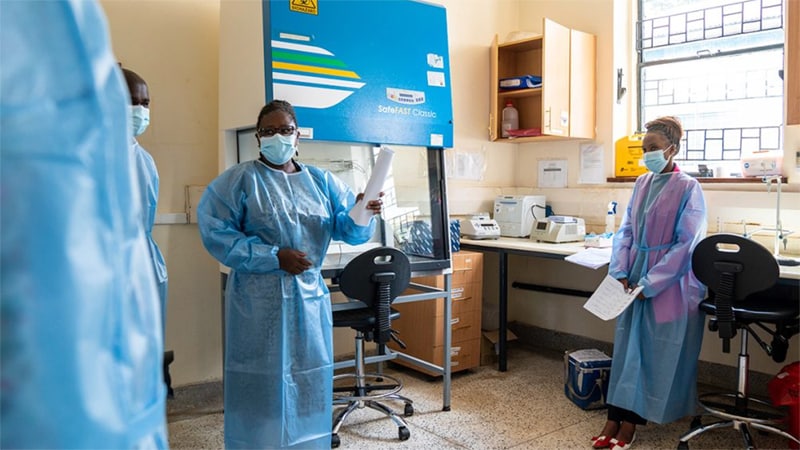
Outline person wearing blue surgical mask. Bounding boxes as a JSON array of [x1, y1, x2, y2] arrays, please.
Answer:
[[197, 99, 383, 449], [122, 67, 171, 396], [591, 116, 707, 450]]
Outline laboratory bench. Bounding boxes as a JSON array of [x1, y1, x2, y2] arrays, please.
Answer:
[[459, 236, 800, 372]]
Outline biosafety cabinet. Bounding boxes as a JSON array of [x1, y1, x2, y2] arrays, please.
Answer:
[[218, 1, 461, 397], [262, 0, 454, 148], [218, 0, 455, 269]]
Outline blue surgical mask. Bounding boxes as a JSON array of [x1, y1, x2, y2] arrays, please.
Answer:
[[260, 133, 296, 165], [130, 105, 150, 137], [643, 148, 669, 173]]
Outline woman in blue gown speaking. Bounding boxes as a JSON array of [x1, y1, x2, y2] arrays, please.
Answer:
[[197, 100, 382, 449]]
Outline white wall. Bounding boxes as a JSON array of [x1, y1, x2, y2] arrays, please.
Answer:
[[102, 0, 223, 386]]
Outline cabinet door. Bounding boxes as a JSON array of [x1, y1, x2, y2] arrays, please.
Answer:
[[787, 0, 799, 125], [569, 28, 596, 139], [490, 34, 499, 140], [542, 18, 570, 137]]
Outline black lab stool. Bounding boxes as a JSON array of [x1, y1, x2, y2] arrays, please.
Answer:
[[331, 247, 414, 448], [678, 234, 800, 449]]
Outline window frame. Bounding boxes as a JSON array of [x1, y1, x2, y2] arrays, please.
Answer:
[[634, 0, 786, 181]]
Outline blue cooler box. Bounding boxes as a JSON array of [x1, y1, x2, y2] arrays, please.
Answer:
[[564, 349, 611, 410]]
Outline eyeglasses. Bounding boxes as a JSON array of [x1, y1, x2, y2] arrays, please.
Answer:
[[257, 126, 296, 137]]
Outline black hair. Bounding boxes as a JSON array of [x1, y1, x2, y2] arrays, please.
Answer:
[[644, 116, 683, 152], [257, 100, 297, 128], [121, 67, 147, 94]]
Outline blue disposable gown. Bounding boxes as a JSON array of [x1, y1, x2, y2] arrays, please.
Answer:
[[133, 139, 169, 332], [607, 168, 707, 424], [0, 1, 167, 448], [197, 159, 376, 449]]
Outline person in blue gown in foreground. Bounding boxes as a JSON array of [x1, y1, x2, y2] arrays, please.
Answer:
[[0, 1, 167, 447], [197, 99, 383, 449], [591, 116, 707, 450]]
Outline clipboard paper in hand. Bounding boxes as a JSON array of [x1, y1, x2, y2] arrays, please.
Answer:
[[349, 146, 394, 226], [583, 275, 644, 321]]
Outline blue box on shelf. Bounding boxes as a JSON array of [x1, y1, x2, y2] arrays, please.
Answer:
[[499, 75, 542, 90]]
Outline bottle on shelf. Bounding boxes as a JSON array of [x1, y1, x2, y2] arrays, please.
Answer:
[[501, 100, 518, 138]]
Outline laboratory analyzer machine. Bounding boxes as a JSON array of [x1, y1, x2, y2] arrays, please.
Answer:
[[459, 213, 501, 240], [493, 195, 546, 237], [530, 216, 586, 243]]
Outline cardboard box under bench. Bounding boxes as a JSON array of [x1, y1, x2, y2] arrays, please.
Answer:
[[480, 329, 518, 366]]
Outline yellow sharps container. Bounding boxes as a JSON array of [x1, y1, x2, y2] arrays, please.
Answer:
[[614, 133, 647, 177]]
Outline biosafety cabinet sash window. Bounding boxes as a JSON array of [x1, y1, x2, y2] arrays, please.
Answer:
[[236, 131, 450, 262]]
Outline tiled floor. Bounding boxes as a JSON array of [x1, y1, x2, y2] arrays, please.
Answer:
[[167, 345, 793, 449]]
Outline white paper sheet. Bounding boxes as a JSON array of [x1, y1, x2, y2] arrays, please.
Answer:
[[579, 143, 605, 184], [349, 146, 394, 226], [538, 159, 568, 188], [564, 247, 612, 270], [583, 275, 644, 321]]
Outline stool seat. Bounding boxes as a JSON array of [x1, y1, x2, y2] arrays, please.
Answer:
[[699, 291, 799, 323], [333, 308, 400, 329]]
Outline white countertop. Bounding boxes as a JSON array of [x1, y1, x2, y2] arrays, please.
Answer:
[[460, 237, 800, 281], [460, 237, 586, 256]]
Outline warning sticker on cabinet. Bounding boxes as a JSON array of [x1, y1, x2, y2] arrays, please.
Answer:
[[290, 0, 318, 15]]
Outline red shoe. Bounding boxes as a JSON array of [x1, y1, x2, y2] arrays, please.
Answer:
[[608, 433, 636, 450], [591, 435, 613, 449]]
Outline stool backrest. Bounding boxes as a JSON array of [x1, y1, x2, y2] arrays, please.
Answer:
[[692, 233, 779, 350], [692, 234, 778, 300], [339, 247, 411, 303], [339, 247, 411, 344]]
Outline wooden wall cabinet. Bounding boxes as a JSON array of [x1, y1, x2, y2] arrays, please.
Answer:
[[388, 251, 483, 376], [787, 0, 799, 125], [489, 18, 596, 142]]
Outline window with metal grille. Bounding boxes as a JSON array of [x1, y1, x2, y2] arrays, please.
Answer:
[[637, 0, 785, 178]]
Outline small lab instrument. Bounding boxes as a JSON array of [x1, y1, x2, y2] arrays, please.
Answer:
[[459, 213, 501, 240], [530, 215, 586, 243], [493, 195, 546, 237], [740, 150, 782, 177]]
